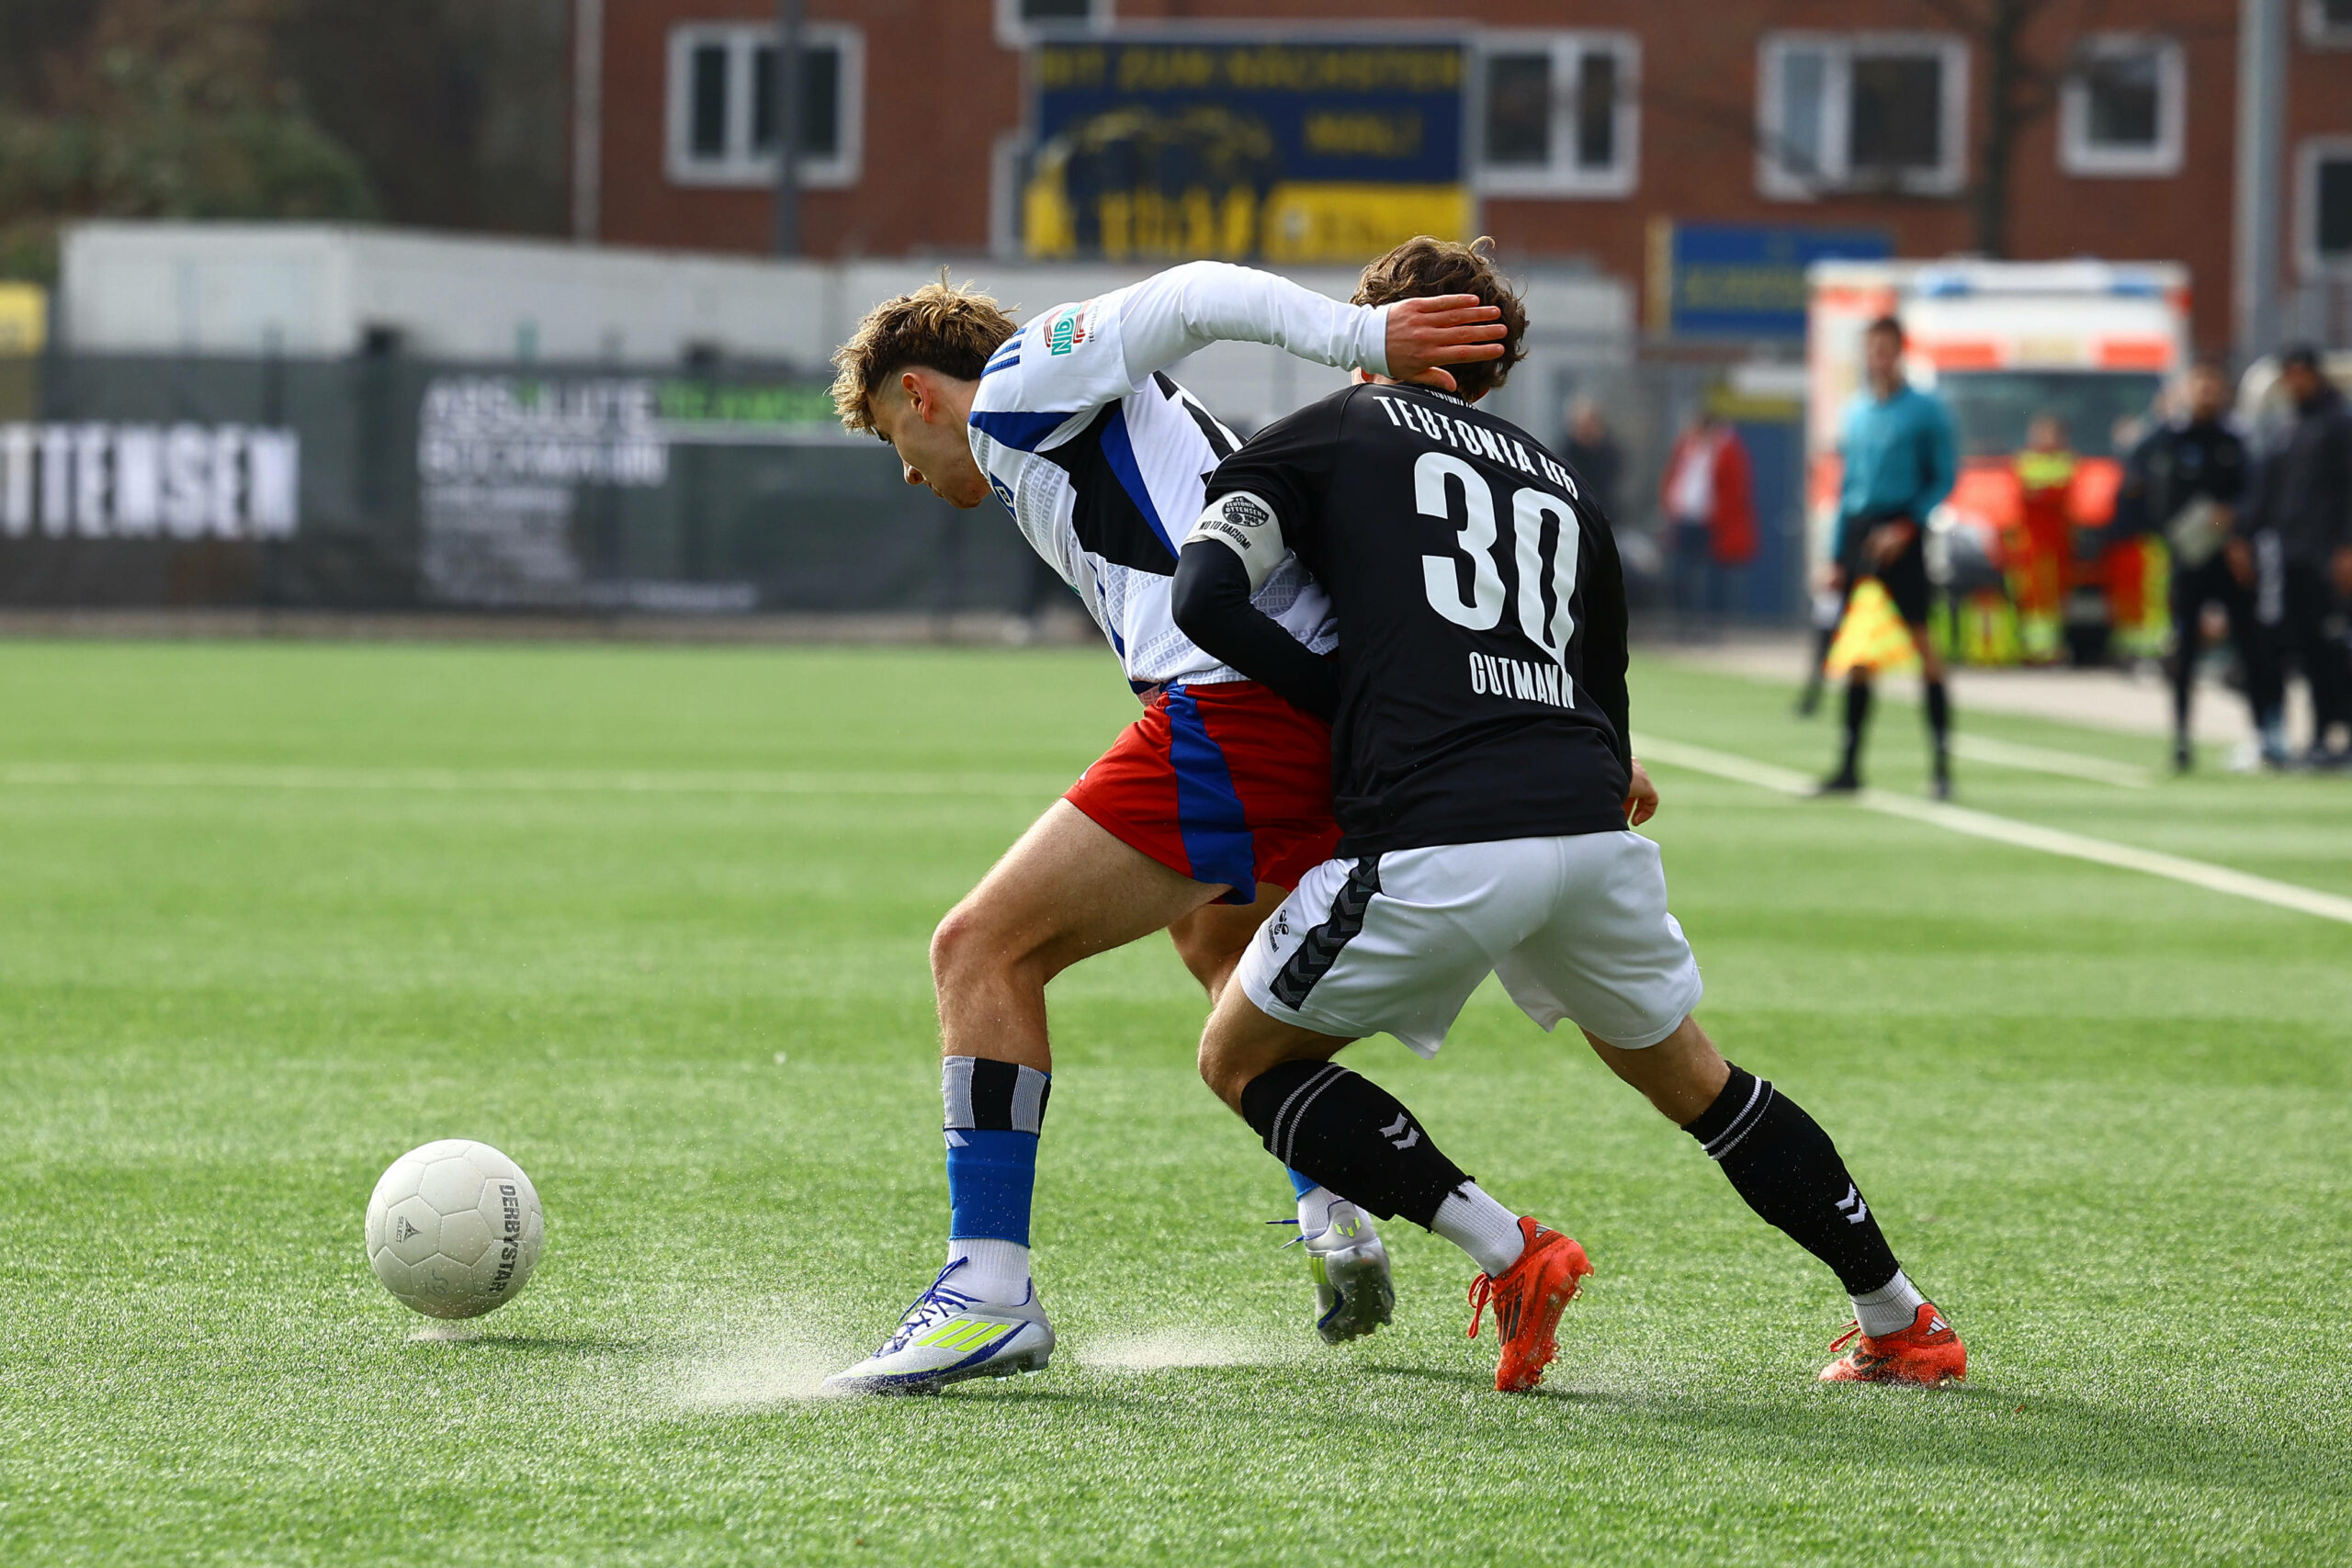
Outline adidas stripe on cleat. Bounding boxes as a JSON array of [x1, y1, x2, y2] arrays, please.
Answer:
[[1464, 1216, 1592, 1393], [1817, 1302, 1966, 1386], [823, 1258, 1055, 1396]]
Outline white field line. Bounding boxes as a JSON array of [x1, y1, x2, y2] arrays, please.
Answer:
[[1948, 734, 2153, 789], [0, 761, 1067, 798], [1632, 733, 2352, 927]]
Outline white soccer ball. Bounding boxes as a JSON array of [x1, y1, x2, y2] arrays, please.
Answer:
[[364, 1139, 545, 1319]]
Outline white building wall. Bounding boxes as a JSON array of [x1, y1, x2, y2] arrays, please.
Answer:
[[59, 221, 1632, 431]]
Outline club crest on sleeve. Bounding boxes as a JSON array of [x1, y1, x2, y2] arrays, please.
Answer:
[[1222, 494, 1270, 529]]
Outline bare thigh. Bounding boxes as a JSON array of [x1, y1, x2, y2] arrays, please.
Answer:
[[932, 801, 1231, 1071], [1167, 882, 1287, 1003]]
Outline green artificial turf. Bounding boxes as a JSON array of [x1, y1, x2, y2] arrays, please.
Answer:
[[1, 638, 2346, 1566]]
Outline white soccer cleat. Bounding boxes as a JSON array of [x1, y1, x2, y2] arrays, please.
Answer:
[[1301, 1198, 1395, 1345], [822, 1258, 1055, 1396]]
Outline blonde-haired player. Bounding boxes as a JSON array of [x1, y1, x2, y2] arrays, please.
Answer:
[[822, 261, 1505, 1393]]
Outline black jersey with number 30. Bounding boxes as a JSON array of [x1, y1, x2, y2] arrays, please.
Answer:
[[1204, 381, 1632, 856]]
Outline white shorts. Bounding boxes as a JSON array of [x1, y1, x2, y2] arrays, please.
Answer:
[[1237, 831, 1704, 1057]]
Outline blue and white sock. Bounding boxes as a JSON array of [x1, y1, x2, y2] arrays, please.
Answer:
[[1286, 1168, 1331, 1233], [943, 1056, 1050, 1303]]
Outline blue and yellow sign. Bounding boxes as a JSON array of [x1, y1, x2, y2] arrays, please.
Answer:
[[1023, 39, 1469, 265], [1646, 220, 1892, 340]]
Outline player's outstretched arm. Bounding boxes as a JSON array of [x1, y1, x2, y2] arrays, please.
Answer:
[[1114, 261, 1504, 391]]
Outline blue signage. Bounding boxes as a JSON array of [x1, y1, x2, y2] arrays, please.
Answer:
[[1650, 220, 1892, 340]]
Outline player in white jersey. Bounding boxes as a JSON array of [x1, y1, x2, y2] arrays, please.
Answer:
[[819, 261, 1506, 1393]]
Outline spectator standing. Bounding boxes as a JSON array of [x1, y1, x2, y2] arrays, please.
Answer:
[[1819, 316, 1959, 797], [2124, 361, 2278, 771], [2259, 346, 2352, 765], [2012, 412, 2076, 664], [1657, 405, 1757, 633], [1561, 396, 1623, 521]]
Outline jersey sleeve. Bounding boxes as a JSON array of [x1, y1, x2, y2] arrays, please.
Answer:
[[1577, 506, 1634, 782], [971, 265, 1387, 455], [1201, 390, 1351, 561], [1916, 397, 1959, 517], [1170, 540, 1341, 723], [1830, 397, 1866, 560], [1111, 262, 1390, 383], [1000, 264, 1387, 417]]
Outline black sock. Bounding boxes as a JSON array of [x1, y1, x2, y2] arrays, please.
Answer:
[[1924, 679, 1951, 771], [1801, 624, 1836, 700], [1238, 1060, 1469, 1227], [2169, 642, 2195, 739], [1839, 679, 1872, 775], [1683, 1064, 1900, 1296]]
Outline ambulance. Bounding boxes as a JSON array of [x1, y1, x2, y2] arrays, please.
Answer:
[[1805, 259, 2193, 665]]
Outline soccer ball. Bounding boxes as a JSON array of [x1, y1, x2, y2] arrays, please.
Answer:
[[364, 1139, 545, 1319]]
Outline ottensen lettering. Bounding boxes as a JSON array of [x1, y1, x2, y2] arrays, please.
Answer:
[[0, 422, 300, 540]]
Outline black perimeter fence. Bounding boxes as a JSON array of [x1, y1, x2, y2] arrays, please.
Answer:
[[0, 351, 1811, 624], [0, 353, 1035, 615]]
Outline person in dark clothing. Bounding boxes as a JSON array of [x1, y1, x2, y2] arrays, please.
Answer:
[[1169, 236, 1964, 1394], [2261, 346, 2352, 764], [2125, 361, 2279, 770], [1562, 397, 1623, 521]]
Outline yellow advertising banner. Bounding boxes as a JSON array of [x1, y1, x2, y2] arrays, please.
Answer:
[[1023, 39, 1470, 265], [0, 282, 46, 355], [1258, 184, 1472, 266]]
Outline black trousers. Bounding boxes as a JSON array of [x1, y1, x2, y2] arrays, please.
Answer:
[[2280, 561, 2350, 747], [2170, 555, 2280, 735]]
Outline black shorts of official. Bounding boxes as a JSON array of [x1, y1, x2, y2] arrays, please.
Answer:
[[1847, 535, 1932, 626]]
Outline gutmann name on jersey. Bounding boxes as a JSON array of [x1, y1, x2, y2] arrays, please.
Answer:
[[965, 262, 1397, 693], [1189, 380, 1634, 856]]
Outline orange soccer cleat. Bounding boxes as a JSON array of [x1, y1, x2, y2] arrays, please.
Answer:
[[1464, 1217, 1593, 1393], [1817, 1303, 1967, 1385]]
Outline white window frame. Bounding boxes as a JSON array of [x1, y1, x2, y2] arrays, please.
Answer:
[[1474, 30, 1641, 198], [664, 22, 864, 190], [2059, 34, 2184, 177], [2301, 0, 2352, 49], [2296, 136, 2352, 278], [1756, 31, 1970, 200], [994, 0, 1113, 50]]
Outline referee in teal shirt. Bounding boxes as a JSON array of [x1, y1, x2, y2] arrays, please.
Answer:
[[1821, 316, 1959, 797]]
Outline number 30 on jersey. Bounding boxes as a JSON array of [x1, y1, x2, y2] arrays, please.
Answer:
[[1415, 451, 1582, 666]]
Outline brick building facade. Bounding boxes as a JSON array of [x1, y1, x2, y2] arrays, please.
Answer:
[[582, 0, 2352, 355]]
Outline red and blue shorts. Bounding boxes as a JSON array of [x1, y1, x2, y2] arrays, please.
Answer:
[[1064, 680, 1339, 905]]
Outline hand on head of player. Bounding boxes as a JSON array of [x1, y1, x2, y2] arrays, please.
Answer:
[[1383, 294, 1509, 393]]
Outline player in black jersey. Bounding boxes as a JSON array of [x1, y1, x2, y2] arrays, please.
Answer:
[[1170, 237, 1965, 1393]]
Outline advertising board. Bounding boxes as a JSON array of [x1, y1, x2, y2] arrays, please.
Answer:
[[1022, 39, 1469, 265]]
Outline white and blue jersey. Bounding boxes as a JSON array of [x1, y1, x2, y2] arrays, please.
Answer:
[[967, 262, 1390, 691]]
